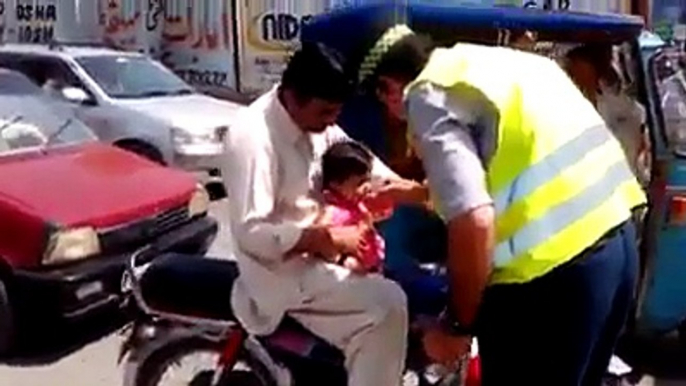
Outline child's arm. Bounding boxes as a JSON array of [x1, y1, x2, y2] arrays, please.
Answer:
[[315, 205, 337, 226]]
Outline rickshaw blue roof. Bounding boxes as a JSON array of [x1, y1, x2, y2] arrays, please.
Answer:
[[302, 2, 644, 47]]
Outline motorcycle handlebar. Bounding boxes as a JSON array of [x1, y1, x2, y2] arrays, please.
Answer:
[[123, 245, 159, 315]]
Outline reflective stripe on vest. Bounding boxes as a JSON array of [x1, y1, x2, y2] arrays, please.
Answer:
[[494, 158, 634, 266], [492, 124, 611, 214]]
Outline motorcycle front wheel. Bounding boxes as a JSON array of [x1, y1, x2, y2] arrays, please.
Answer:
[[131, 336, 274, 386]]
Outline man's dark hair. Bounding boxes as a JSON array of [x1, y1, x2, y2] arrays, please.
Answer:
[[321, 140, 373, 189], [565, 43, 623, 88], [366, 33, 434, 89], [281, 41, 355, 103], [565, 44, 613, 75]]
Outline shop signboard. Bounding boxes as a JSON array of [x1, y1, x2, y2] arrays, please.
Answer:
[[0, 0, 5, 42], [0, 0, 237, 90], [234, 0, 632, 95], [521, 0, 630, 12], [234, 0, 333, 94], [1, 0, 59, 44], [234, 0, 517, 95], [0, 0, 636, 96], [101, 0, 237, 89], [153, 0, 237, 90]]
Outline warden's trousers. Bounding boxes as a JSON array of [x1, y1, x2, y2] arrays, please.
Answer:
[[477, 220, 639, 386]]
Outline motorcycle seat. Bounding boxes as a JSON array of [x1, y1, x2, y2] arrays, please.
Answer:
[[138, 254, 347, 373], [138, 253, 238, 321]]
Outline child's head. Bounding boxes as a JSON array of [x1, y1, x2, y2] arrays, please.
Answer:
[[321, 140, 373, 199]]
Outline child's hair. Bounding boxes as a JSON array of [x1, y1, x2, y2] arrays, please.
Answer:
[[321, 140, 373, 189]]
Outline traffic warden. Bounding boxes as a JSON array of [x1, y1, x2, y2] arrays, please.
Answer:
[[323, 22, 646, 386]]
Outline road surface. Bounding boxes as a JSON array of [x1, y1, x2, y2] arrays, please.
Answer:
[[0, 200, 684, 386]]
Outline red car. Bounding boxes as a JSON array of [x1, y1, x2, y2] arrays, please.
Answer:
[[0, 69, 218, 354]]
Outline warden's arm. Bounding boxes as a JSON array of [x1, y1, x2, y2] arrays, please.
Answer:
[[407, 84, 496, 329]]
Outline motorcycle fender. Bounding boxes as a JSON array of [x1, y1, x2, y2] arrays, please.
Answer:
[[120, 323, 204, 386], [244, 336, 293, 386]]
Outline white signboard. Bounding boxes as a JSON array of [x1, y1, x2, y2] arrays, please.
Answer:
[[0, 0, 635, 96], [100, 0, 237, 89], [519, 0, 630, 13], [234, 0, 532, 95], [0, 0, 5, 42], [235, 0, 333, 94], [0, 0, 58, 44], [154, 0, 237, 90], [0, 0, 237, 90]]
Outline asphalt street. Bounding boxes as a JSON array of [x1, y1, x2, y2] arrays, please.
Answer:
[[0, 200, 684, 386]]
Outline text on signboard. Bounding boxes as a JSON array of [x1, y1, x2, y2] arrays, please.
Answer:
[[16, 3, 57, 43], [523, 0, 570, 9], [261, 13, 313, 42], [175, 68, 229, 87]]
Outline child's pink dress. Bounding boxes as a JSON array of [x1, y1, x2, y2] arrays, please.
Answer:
[[323, 191, 385, 272]]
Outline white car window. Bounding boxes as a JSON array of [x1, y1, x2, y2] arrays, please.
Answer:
[[76, 55, 194, 99], [0, 88, 97, 154], [0, 69, 43, 95]]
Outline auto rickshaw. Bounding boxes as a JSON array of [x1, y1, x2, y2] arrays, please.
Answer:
[[301, 2, 686, 342]]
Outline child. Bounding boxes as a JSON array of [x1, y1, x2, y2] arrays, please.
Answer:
[[318, 140, 385, 274]]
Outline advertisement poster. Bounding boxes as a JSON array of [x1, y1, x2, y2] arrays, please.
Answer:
[[0, 0, 58, 44], [516, 0, 629, 12], [156, 0, 236, 90], [561, 0, 629, 13], [101, 0, 236, 89], [232, 0, 565, 95], [235, 0, 333, 94], [0, 0, 5, 42], [100, 0, 149, 52]]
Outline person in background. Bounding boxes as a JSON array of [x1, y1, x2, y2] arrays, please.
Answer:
[[222, 41, 428, 386], [564, 44, 654, 383], [337, 23, 645, 385], [507, 29, 538, 52], [563, 44, 650, 185], [659, 56, 686, 150], [42, 77, 67, 99]]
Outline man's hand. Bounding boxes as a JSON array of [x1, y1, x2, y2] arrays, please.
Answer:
[[297, 224, 368, 262], [341, 255, 367, 274], [422, 325, 472, 366], [312, 224, 369, 262], [330, 224, 369, 254]]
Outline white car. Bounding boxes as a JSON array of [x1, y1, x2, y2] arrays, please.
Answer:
[[0, 43, 244, 191]]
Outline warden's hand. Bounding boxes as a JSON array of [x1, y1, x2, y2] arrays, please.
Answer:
[[422, 325, 472, 366]]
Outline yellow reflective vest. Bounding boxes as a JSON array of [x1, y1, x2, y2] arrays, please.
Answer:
[[407, 43, 647, 285]]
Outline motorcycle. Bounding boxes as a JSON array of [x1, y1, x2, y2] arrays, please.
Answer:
[[119, 246, 474, 386]]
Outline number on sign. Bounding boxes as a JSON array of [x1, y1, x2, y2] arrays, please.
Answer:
[[18, 26, 55, 43]]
